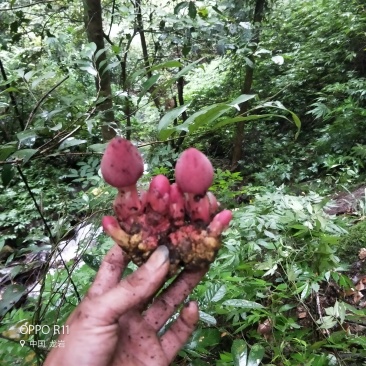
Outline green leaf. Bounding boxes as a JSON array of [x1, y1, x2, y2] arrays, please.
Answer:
[[159, 128, 175, 141], [198, 6, 209, 19], [231, 339, 248, 366], [50, 122, 63, 131], [128, 68, 146, 85], [174, 1, 188, 14], [188, 1, 197, 18], [0, 284, 26, 317], [178, 104, 230, 133], [158, 105, 188, 133], [0, 142, 17, 160], [111, 45, 121, 54], [199, 310, 217, 326], [102, 61, 121, 75], [247, 344, 265, 366], [138, 74, 160, 103], [244, 57, 254, 68], [31, 71, 55, 89], [211, 284, 227, 302], [174, 58, 204, 79], [182, 44, 191, 57], [222, 299, 264, 309], [9, 148, 37, 163], [1, 164, 15, 187], [149, 60, 183, 72], [59, 138, 87, 150], [23, 70, 35, 82], [80, 65, 97, 76], [17, 130, 38, 145], [83, 42, 97, 59], [89, 143, 107, 153], [3, 86, 19, 93], [95, 48, 106, 61], [229, 94, 256, 108], [256, 101, 301, 138]]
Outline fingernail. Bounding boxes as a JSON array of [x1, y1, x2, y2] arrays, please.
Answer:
[[147, 245, 169, 269]]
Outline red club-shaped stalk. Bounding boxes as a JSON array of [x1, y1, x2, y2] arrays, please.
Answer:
[[101, 137, 144, 223]]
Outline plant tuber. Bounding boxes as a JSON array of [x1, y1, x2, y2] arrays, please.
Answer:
[[101, 137, 232, 275]]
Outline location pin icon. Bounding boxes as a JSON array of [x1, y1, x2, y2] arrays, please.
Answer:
[[20, 340, 25, 347]]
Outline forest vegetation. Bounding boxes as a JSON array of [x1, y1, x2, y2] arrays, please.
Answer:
[[1, 0, 366, 364]]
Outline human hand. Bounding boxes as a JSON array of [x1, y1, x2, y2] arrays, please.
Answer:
[[44, 244, 207, 366]]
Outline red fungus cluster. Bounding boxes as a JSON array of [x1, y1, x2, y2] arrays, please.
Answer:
[[101, 137, 232, 275]]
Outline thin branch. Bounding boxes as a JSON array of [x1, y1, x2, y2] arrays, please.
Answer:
[[24, 75, 69, 131], [107, 0, 116, 38], [0, 0, 56, 11], [16, 166, 81, 303]]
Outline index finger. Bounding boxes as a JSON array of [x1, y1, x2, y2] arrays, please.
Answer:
[[144, 267, 207, 330], [87, 244, 129, 298], [91, 245, 170, 324]]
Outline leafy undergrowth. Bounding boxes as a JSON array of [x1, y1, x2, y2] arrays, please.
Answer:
[[177, 188, 366, 365], [2, 169, 366, 365]]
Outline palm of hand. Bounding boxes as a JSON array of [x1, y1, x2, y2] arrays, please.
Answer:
[[44, 244, 205, 366]]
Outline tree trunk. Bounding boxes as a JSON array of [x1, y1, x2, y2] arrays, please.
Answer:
[[231, 0, 267, 170], [134, 0, 163, 114], [83, 0, 117, 141]]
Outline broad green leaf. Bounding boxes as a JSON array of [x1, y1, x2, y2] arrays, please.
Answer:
[[149, 60, 183, 72], [31, 71, 55, 89], [158, 105, 188, 133], [80, 66, 97, 76], [229, 94, 256, 108], [128, 68, 146, 84], [138, 74, 160, 103], [254, 102, 301, 138], [17, 130, 38, 145], [178, 104, 230, 133], [211, 285, 227, 302], [174, 1, 188, 14], [247, 344, 265, 366], [188, 1, 197, 18], [95, 47, 107, 61], [174, 58, 204, 79], [10, 148, 37, 163], [244, 57, 254, 68], [112, 45, 121, 54], [0, 142, 17, 160], [50, 122, 63, 131], [272, 55, 284, 65], [1, 319, 30, 341], [3, 87, 19, 93], [1, 164, 15, 187], [159, 128, 175, 140], [0, 238, 5, 252], [83, 42, 97, 59], [0, 284, 26, 317], [58, 138, 87, 150], [182, 43, 191, 57], [190, 328, 221, 349], [198, 6, 209, 19], [231, 339, 248, 366], [89, 143, 107, 153], [222, 299, 264, 309], [23, 70, 35, 82], [102, 61, 121, 75], [199, 310, 217, 326]]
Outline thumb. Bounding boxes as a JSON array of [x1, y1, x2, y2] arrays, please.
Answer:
[[95, 245, 170, 323]]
